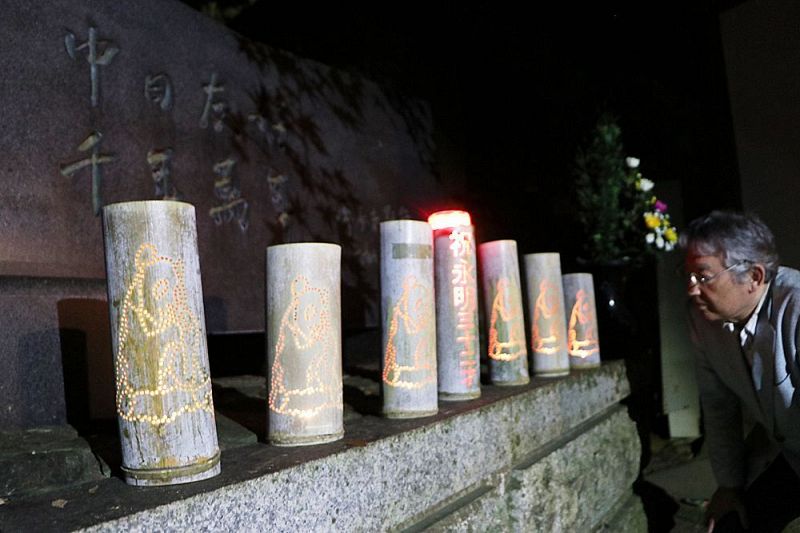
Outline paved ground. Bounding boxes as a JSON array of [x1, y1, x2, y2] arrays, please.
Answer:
[[643, 434, 713, 532]]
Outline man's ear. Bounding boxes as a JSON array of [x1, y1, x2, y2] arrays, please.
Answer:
[[750, 264, 766, 286]]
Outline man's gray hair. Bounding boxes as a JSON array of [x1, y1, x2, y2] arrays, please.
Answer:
[[680, 210, 779, 282]]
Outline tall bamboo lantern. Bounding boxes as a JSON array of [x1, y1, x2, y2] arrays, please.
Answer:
[[266, 243, 343, 446], [562, 273, 601, 369], [380, 220, 438, 418], [478, 240, 529, 385], [102, 200, 220, 486], [429, 210, 481, 400], [523, 252, 570, 377]]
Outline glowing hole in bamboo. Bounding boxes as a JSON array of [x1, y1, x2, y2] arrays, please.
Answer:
[[427, 210, 471, 230]]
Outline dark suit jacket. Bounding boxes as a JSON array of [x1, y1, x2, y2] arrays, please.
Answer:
[[690, 266, 800, 488]]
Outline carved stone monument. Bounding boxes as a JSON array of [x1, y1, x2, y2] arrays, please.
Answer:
[[0, 0, 443, 430]]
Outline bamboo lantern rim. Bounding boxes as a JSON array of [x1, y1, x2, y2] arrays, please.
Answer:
[[267, 242, 341, 251], [479, 239, 517, 248], [103, 199, 194, 210]]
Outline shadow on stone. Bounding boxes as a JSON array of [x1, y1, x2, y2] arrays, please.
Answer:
[[343, 383, 381, 417], [208, 332, 266, 377], [57, 298, 115, 430], [79, 419, 123, 481], [212, 382, 268, 442]]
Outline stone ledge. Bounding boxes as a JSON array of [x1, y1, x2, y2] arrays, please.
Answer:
[[414, 407, 645, 533], [0, 361, 637, 532], [507, 407, 641, 531], [0, 426, 108, 500]]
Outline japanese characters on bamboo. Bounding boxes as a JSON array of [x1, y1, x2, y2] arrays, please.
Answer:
[[429, 211, 481, 400]]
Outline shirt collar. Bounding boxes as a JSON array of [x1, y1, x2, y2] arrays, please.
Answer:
[[723, 282, 770, 340]]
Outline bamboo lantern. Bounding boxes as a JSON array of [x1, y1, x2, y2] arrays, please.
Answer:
[[523, 252, 570, 377], [266, 243, 343, 446], [428, 210, 481, 400], [102, 200, 220, 486], [478, 240, 529, 386], [380, 220, 438, 418], [562, 273, 601, 369]]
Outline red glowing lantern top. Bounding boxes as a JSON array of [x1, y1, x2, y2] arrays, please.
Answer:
[[427, 210, 471, 230]]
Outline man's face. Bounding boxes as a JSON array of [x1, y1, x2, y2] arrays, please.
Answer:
[[685, 249, 754, 323]]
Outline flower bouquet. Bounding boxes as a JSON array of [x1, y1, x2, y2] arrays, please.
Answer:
[[573, 113, 678, 266]]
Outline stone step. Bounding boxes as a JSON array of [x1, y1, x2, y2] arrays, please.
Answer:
[[0, 425, 108, 500], [0, 412, 257, 500]]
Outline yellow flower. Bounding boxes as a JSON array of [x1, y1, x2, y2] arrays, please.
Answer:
[[644, 212, 661, 229], [664, 227, 678, 243]]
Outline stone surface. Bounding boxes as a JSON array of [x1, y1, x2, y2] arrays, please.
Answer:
[[417, 477, 511, 532], [215, 412, 257, 451], [0, 426, 108, 499], [0, 362, 641, 532], [507, 407, 642, 531], [0, 414, 255, 501]]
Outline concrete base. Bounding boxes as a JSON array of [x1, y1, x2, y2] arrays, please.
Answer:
[[0, 362, 645, 532]]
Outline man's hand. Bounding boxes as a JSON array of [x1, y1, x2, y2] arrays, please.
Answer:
[[705, 486, 748, 532]]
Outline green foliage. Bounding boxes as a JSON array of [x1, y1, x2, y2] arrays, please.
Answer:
[[573, 113, 677, 265]]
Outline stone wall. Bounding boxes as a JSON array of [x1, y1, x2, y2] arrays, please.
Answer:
[[0, 362, 646, 532], [720, 0, 800, 267]]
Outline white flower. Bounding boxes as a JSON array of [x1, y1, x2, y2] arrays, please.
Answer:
[[646, 233, 655, 244], [637, 178, 654, 192], [656, 236, 665, 249], [664, 242, 674, 252], [626, 157, 640, 169]]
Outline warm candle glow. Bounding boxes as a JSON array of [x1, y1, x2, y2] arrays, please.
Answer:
[[531, 279, 563, 355], [269, 275, 342, 419], [487, 278, 526, 362], [115, 243, 214, 427], [382, 275, 436, 389], [567, 288, 600, 358], [448, 228, 479, 387], [428, 210, 471, 230]]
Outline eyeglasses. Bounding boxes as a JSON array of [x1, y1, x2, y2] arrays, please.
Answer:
[[686, 261, 749, 287]]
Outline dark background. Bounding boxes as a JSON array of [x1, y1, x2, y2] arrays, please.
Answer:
[[183, 0, 745, 263]]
